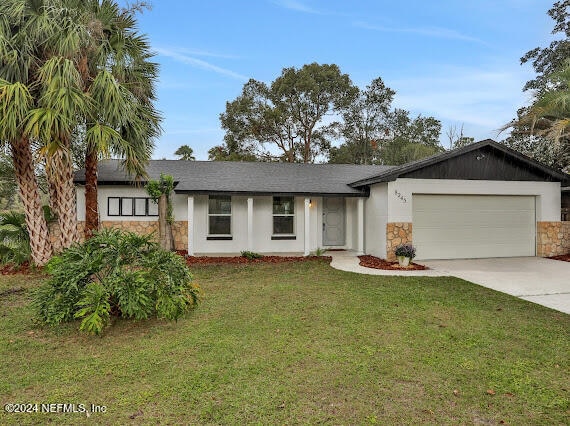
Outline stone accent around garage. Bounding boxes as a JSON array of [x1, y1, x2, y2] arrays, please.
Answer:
[[50, 221, 189, 252], [386, 222, 413, 261], [537, 221, 570, 257]]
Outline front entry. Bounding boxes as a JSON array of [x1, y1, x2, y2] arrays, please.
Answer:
[[323, 197, 345, 246]]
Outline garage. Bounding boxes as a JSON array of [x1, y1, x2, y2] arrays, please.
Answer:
[[412, 194, 536, 260]]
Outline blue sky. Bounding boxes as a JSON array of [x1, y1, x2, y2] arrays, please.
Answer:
[[134, 1, 557, 160]]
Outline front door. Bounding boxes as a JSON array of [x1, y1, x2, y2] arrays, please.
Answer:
[[323, 197, 345, 246]]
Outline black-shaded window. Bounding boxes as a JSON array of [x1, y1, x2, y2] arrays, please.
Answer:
[[208, 195, 231, 235], [273, 196, 294, 235]]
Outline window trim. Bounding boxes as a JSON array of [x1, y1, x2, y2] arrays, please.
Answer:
[[207, 195, 232, 237], [272, 196, 296, 237]]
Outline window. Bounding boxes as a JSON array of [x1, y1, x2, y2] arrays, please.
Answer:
[[107, 197, 158, 217], [108, 198, 120, 216], [208, 195, 231, 238], [134, 198, 147, 216], [121, 198, 133, 216], [272, 196, 295, 239]]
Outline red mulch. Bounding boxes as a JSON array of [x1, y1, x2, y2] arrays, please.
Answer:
[[549, 254, 570, 262], [0, 262, 34, 275], [176, 251, 332, 266], [358, 255, 429, 271]]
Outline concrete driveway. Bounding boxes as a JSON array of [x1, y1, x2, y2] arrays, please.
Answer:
[[422, 257, 570, 314]]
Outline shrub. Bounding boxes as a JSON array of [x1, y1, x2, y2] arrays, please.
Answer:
[[313, 247, 327, 256], [394, 243, 416, 259], [241, 250, 264, 260], [34, 228, 200, 335], [0, 211, 31, 266]]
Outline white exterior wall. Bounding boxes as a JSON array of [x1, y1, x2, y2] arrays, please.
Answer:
[[364, 184, 388, 258], [345, 198, 358, 250], [192, 195, 319, 255], [77, 187, 364, 255], [76, 185, 188, 221], [386, 179, 561, 222]]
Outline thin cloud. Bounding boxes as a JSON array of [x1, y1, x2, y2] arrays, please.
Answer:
[[271, 0, 323, 15], [354, 21, 486, 44], [388, 65, 532, 133], [155, 47, 248, 81], [170, 47, 240, 59]]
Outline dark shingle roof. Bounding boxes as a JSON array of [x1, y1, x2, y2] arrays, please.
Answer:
[[74, 160, 394, 196]]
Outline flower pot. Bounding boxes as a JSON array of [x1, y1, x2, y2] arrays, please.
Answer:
[[397, 256, 410, 267]]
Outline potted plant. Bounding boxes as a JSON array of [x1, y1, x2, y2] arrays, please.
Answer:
[[394, 244, 416, 267]]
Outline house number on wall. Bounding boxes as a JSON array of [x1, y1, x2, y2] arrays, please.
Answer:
[[394, 190, 407, 203]]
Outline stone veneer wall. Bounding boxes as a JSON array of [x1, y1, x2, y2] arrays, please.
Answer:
[[536, 221, 570, 257], [50, 221, 188, 252], [385, 222, 413, 261]]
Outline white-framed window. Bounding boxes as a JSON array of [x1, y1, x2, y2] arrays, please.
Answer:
[[107, 197, 158, 217], [272, 196, 295, 236], [208, 195, 232, 237]]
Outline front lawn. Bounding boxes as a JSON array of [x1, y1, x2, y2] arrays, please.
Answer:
[[0, 262, 568, 425]]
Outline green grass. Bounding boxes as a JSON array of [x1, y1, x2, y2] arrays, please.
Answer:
[[0, 261, 569, 425]]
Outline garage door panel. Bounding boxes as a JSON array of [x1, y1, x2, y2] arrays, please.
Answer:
[[412, 195, 535, 260]]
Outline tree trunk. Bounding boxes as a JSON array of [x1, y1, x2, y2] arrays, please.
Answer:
[[11, 138, 53, 266], [84, 148, 99, 238], [45, 155, 62, 253], [49, 145, 79, 249], [158, 194, 174, 250]]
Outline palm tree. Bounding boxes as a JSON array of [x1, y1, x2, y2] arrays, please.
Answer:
[[504, 62, 570, 145], [79, 0, 161, 237], [0, 0, 62, 265], [1, 0, 160, 258], [175, 145, 196, 161]]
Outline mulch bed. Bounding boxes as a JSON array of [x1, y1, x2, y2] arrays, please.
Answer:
[[176, 251, 332, 266], [0, 262, 34, 275], [358, 255, 429, 271], [548, 254, 570, 262]]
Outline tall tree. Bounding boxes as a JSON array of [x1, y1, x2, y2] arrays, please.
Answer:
[[174, 145, 196, 160], [80, 0, 160, 238], [1, 0, 159, 253], [521, 0, 570, 93], [220, 63, 358, 163], [445, 123, 475, 149], [502, 62, 570, 172], [501, 1, 570, 171], [329, 77, 395, 165], [0, 1, 64, 265]]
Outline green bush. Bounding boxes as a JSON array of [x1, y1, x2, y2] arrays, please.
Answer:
[[241, 250, 264, 260], [34, 228, 200, 335], [0, 211, 31, 266]]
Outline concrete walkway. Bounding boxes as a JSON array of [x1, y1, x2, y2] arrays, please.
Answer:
[[329, 252, 570, 314], [329, 251, 448, 277]]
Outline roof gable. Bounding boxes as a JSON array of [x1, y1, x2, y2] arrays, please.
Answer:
[[350, 139, 569, 187]]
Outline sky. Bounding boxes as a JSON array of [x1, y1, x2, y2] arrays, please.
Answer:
[[132, 1, 558, 160]]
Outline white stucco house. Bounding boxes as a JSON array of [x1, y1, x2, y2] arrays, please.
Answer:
[[74, 140, 570, 260]]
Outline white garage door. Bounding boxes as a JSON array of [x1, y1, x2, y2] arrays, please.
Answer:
[[412, 195, 536, 260]]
